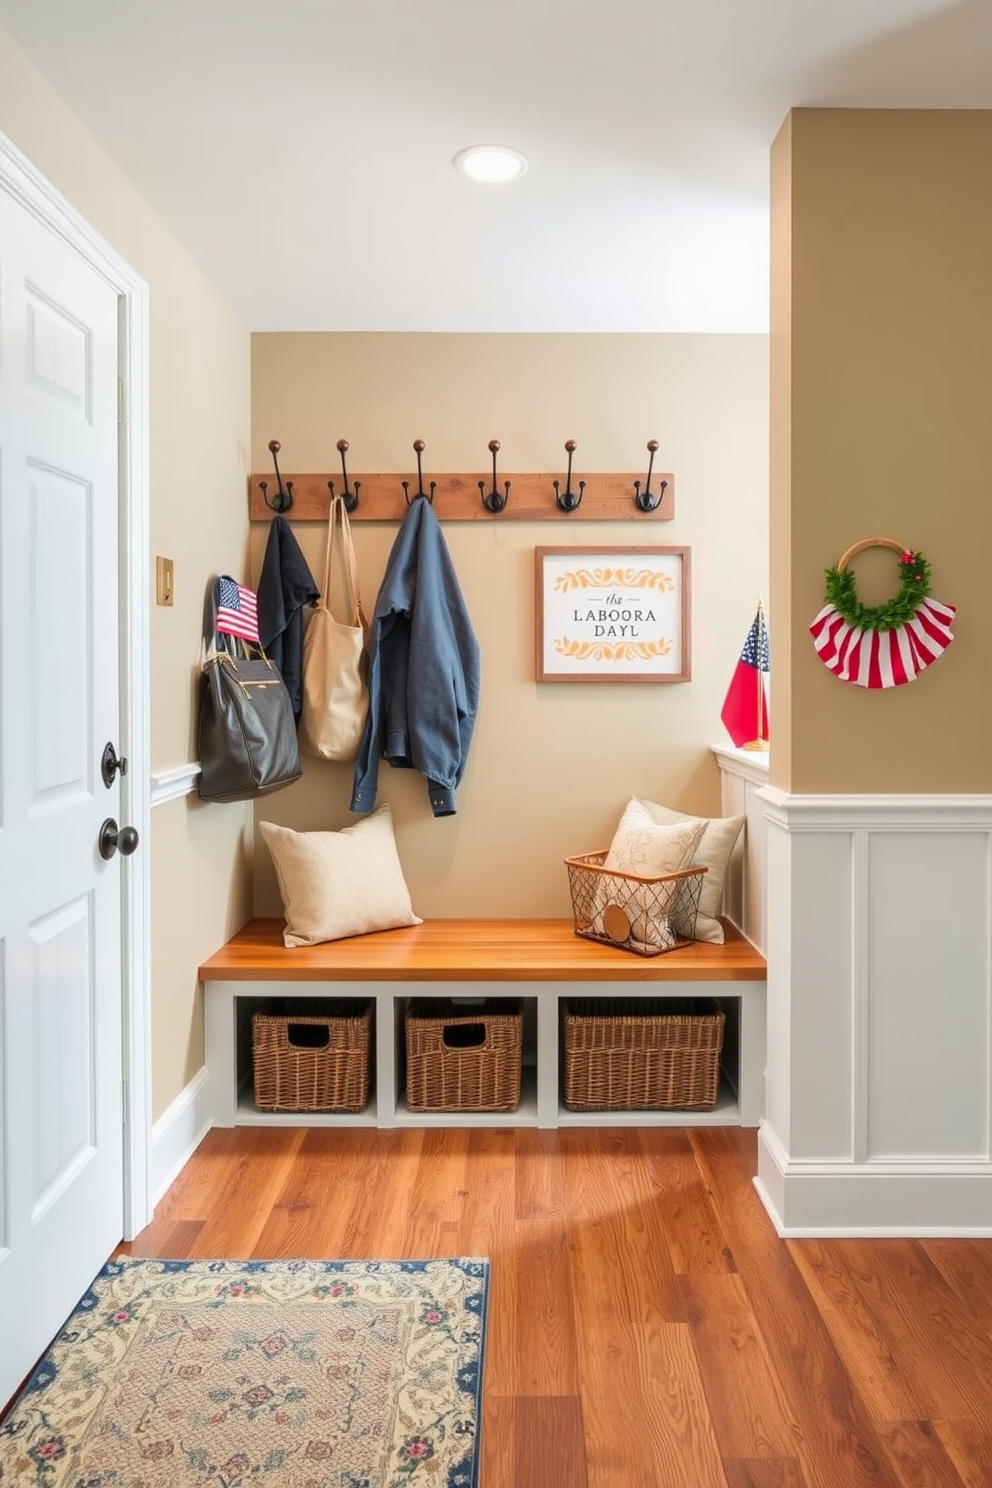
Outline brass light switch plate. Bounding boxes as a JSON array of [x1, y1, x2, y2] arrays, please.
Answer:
[[156, 556, 174, 606]]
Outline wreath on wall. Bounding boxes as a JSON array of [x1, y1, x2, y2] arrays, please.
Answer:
[[809, 538, 955, 689]]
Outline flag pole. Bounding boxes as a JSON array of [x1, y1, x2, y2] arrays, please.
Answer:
[[743, 594, 770, 753]]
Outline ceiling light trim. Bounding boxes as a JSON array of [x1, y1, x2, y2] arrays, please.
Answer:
[[453, 144, 529, 184]]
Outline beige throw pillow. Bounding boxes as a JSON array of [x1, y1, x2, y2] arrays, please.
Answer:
[[634, 797, 745, 944], [259, 804, 421, 947], [599, 800, 706, 949]]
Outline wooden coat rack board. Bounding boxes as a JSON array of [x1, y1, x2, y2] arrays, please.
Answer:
[[250, 440, 675, 523]]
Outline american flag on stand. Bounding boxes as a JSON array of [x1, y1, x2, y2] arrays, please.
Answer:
[[721, 603, 770, 749], [215, 576, 259, 644]]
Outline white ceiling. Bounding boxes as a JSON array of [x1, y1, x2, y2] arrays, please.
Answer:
[[1, 0, 990, 333]]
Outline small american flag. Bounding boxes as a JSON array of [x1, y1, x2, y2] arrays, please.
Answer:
[[721, 604, 770, 748], [215, 576, 259, 643], [740, 608, 770, 673]]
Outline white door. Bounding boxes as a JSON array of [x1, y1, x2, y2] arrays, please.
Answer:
[[0, 183, 128, 1408]]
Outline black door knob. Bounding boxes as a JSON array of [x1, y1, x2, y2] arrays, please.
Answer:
[[98, 818, 140, 860]]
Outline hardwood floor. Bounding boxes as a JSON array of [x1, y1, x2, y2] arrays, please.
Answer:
[[123, 1125, 992, 1487]]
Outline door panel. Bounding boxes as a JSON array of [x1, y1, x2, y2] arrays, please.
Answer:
[[29, 465, 91, 801], [26, 282, 92, 416], [29, 896, 94, 1208], [0, 184, 125, 1408]]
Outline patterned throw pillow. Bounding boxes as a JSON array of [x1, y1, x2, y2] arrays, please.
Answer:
[[597, 799, 707, 949], [603, 799, 707, 879]]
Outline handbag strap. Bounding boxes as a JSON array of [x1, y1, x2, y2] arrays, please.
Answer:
[[322, 495, 363, 625], [203, 633, 273, 669]]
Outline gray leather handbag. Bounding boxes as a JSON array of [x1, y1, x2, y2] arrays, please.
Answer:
[[197, 632, 302, 803]]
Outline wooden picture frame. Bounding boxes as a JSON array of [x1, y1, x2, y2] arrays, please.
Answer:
[[535, 546, 691, 683]]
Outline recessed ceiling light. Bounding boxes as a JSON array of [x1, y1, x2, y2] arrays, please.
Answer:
[[453, 144, 529, 184]]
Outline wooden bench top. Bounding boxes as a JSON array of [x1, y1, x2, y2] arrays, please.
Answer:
[[199, 917, 766, 985]]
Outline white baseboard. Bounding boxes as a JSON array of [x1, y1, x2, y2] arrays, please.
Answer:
[[756, 1123, 992, 1236], [150, 1067, 213, 1209]]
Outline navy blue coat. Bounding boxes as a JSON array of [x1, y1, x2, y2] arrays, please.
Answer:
[[351, 498, 480, 817], [257, 515, 319, 723]]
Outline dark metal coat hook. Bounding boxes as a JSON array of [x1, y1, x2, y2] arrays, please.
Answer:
[[259, 439, 294, 513], [554, 439, 585, 513], [478, 439, 510, 514], [327, 439, 361, 513], [403, 439, 436, 505], [633, 439, 668, 513]]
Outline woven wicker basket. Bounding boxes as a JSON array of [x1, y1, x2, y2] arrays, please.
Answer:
[[564, 851, 706, 956], [561, 998, 726, 1110], [252, 999, 372, 1112], [405, 998, 523, 1113]]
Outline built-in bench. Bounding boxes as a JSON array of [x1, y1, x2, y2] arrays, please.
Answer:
[[199, 917, 767, 1130]]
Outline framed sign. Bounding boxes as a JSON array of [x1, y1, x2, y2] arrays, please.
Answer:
[[535, 546, 691, 682]]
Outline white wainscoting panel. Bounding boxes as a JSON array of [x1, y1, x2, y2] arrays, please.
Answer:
[[866, 829, 989, 1161], [713, 745, 767, 952], [778, 824, 855, 1161], [756, 789, 992, 1236]]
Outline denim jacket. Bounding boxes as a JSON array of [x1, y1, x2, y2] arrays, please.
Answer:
[[351, 498, 480, 817]]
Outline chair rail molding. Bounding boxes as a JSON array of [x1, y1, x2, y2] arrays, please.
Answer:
[[150, 762, 200, 807], [754, 786, 992, 1237]]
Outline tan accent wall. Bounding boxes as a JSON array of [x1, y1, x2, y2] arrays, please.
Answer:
[[772, 109, 992, 795], [251, 332, 769, 919], [0, 24, 253, 1120], [769, 114, 793, 791]]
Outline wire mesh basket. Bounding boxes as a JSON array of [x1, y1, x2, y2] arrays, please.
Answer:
[[252, 999, 372, 1112], [564, 851, 707, 955], [562, 997, 726, 1110]]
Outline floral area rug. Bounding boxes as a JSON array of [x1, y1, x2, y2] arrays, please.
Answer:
[[0, 1256, 488, 1488]]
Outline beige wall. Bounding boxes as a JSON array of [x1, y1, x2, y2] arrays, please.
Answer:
[[771, 109, 992, 795], [150, 797, 253, 1097], [0, 24, 253, 1120], [250, 333, 769, 918]]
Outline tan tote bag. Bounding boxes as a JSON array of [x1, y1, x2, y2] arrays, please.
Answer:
[[300, 495, 369, 761]]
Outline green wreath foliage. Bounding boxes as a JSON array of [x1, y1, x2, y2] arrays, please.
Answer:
[[823, 549, 932, 633]]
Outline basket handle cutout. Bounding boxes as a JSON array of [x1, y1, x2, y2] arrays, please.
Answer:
[[442, 1022, 487, 1050], [286, 1022, 331, 1049]]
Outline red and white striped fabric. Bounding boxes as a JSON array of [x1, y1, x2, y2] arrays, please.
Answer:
[[809, 598, 955, 688]]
